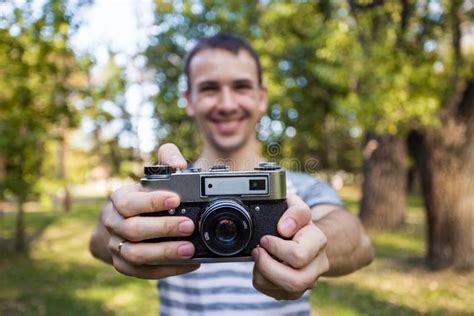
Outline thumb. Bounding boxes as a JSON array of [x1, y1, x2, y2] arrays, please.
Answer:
[[157, 143, 188, 169]]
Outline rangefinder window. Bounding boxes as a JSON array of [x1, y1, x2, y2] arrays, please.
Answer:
[[249, 179, 266, 191]]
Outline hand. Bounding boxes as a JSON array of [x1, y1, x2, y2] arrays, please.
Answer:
[[251, 194, 329, 300], [104, 143, 201, 279]]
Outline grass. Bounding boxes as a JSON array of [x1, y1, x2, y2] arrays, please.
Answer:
[[0, 200, 157, 316], [0, 190, 473, 316]]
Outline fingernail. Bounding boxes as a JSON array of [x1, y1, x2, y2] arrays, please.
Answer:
[[252, 248, 260, 262], [281, 218, 297, 236], [260, 237, 269, 249], [178, 220, 194, 234], [164, 196, 179, 208], [178, 244, 194, 257]]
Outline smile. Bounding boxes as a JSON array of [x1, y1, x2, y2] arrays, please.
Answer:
[[209, 116, 248, 135]]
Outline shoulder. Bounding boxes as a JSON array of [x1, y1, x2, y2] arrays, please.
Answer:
[[287, 171, 343, 208]]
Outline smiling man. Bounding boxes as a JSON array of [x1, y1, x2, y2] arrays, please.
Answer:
[[90, 33, 374, 316]]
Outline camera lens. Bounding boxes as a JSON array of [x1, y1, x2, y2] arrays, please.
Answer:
[[200, 199, 253, 256], [215, 219, 238, 242]]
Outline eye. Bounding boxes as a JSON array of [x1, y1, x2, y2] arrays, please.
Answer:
[[201, 86, 216, 91], [234, 83, 252, 91], [199, 84, 219, 92]]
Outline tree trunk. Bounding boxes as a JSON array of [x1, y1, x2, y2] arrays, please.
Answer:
[[323, 116, 337, 170], [359, 133, 407, 230], [15, 198, 26, 252], [0, 155, 5, 200], [58, 134, 71, 212], [419, 79, 474, 270], [406, 131, 423, 195]]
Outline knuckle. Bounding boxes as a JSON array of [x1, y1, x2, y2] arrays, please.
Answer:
[[123, 245, 144, 265], [301, 205, 311, 223], [287, 292, 304, 300], [291, 249, 309, 268], [163, 245, 176, 260], [122, 218, 139, 240], [150, 193, 164, 212], [108, 239, 116, 253], [285, 279, 308, 293], [318, 230, 328, 248], [314, 225, 328, 249], [252, 275, 265, 291], [104, 215, 114, 232], [321, 255, 330, 272], [321, 236, 328, 249], [114, 198, 130, 217], [113, 263, 132, 277], [163, 220, 176, 236]]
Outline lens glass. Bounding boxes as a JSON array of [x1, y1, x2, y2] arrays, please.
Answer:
[[215, 219, 238, 242], [200, 199, 253, 256]]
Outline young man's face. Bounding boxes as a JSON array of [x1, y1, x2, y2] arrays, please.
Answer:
[[185, 48, 267, 153]]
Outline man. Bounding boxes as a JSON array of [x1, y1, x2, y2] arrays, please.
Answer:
[[90, 33, 374, 315]]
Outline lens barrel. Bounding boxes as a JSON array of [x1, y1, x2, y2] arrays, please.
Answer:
[[199, 199, 253, 256]]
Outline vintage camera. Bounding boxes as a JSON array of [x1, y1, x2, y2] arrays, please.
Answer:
[[140, 162, 287, 264]]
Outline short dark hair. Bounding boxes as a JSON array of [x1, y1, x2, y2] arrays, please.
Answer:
[[184, 33, 262, 89]]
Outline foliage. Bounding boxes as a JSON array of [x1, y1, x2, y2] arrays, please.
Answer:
[[145, 1, 365, 169], [0, 0, 90, 201], [145, 1, 261, 161], [346, 0, 474, 135], [145, 0, 473, 169], [78, 56, 140, 178]]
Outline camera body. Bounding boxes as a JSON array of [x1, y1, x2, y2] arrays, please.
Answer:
[[140, 162, 287, 264]]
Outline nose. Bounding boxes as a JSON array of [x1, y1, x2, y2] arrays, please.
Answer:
[[218, 86, 238, 112]]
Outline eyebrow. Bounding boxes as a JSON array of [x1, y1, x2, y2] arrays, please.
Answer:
[[197, 80, 219, 89], [196, 79, 255, 88], [233, 79, 254, 87]]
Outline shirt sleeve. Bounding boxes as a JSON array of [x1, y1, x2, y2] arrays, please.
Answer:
[[287, 171, 344, 208]]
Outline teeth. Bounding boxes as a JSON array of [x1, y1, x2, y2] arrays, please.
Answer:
[[220, 121, 237, 127]]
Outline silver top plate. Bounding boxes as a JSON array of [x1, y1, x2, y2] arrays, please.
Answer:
[[141, 169, 286, 202]]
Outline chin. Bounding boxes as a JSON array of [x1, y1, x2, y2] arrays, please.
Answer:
[[210, 135, 248, 153]]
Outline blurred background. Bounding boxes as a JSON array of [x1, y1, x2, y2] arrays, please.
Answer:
[[0, 0, 473, 315]]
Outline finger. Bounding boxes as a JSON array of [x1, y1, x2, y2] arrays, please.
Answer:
[[157, 143, 187, 169], [260, 224, 327, 269], [107, 214, 195, 241], [252, 257, 308, 300], [254, 287, 305, 301], [278, 194, 311, 237], [111, 188, 181, 218], [109, 235, 196, 265], [112, 255, 200, 280], [253, 247, 328, 294], [252, 262, 280, 291]]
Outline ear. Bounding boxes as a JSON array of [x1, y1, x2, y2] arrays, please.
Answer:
[[184, 90, 195, 117], [257, 85, 268, 116]]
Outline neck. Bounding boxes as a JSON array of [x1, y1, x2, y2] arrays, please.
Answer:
[[195, 137, 264, 171]]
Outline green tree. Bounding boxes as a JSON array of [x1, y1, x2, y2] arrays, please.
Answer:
[[0, 0, 91, 250], [144, 0, 473, 270], [146, 1, 358, 170], [347, 0, 474, 269]]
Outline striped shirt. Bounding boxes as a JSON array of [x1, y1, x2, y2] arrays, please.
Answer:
[[158, 171, 343, 316]]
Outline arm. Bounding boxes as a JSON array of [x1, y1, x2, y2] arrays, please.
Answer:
[[312, 205, 374, 276]]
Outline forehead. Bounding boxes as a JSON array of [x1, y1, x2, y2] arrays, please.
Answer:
[[188, 48, 259, 85]]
